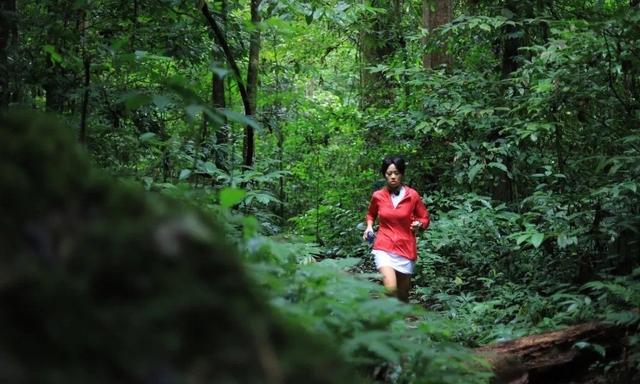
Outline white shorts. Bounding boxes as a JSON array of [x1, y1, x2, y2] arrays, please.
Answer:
[[372, 249, 414, 275]]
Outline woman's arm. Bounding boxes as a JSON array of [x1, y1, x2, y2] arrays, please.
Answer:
[[363, 194, 378, 240], [412, 194, 430, 231]]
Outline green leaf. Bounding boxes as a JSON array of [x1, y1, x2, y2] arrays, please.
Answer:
[[220, 187, 246, 208], [152, 95, 172, 110], [608, 162, 623, 176], [530, 233, 544, 248], [318, 257, 361, 270], [305, 9, 314, 24], [623, 182, 637, 193], [501, 7, 515, 19], [198, 161, 217, 176], [488, 162, 508, 172], [139, 132, 157, 142], [592, 344, 606, 358], [211, 65, 230, 79], [179, 169, 192, 180], [220, 109, 261, 130], [122, 92, 152, 110], [468, 163, 484, 183], [43, 44, 62, 64], [243, 215, 259, 239], [557, 234, 577, 249], [516, 233, 530, 245]]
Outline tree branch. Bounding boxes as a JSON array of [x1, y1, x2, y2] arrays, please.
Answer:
[[200, 1, 252, 117]]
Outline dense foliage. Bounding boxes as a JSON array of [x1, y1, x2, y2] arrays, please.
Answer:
[[1, 0, 639, 382]]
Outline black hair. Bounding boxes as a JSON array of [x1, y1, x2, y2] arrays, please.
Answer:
[[380, 156, 406, 176]]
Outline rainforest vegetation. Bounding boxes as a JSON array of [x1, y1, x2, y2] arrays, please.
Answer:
[[1, 0, 639, 383]]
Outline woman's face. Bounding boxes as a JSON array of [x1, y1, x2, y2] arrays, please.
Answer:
[[384, 164, 402, 188]]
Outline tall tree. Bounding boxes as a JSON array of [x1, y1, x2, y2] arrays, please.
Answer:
[[209, 0, 228, 170], [244, 0, 261, 168], [359, 0, 401, 109], [79, 3, 91, 145], [0, 0, 17, 108], [422, 0, 452, 69]]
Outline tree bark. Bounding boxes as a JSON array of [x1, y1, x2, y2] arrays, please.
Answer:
[[44, 1, 66, 113], [359, 0, 399, 110], [422, 0, 452, 69], [0, 0, 17, 108], [208, 0, 228, 170], [243, 0, 261, 168], [79, 7, 90, 145], [200, 2, 252, 117], [79, 56, 91, 145], [476, 321, 626, 384]]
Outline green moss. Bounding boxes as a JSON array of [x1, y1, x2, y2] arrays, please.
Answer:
[[0, 110, 358, 384]]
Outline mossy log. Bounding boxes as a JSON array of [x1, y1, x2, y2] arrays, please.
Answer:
[[475, 321, 625, 384], [0, 110, 357, 383]]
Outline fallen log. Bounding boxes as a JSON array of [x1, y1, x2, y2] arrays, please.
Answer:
[[475, 321, 625, 384]]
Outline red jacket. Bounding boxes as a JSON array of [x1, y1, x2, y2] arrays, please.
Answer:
[[365, 186, 430, 261]]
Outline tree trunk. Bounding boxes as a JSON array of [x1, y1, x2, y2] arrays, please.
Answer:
[[0, 0, 17, 108], [359, 0, 399, 110], [500, 1, 529, 78], [491, 0, 528, 203], [79, 56, 91, 145], [476, 321, 627, 384], [202, 1, 253, 171], [44, 1, 66, 113], [622, 0, 639, 104], [79, 8, 90, 145], [243, 0, 261, 168], [209, 0, 228, 170], [422, 0, 453, 69]]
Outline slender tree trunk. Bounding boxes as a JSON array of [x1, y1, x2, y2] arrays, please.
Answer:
[[44, 1, 65, 113], [131, 0, 138, 49], [79, 7, 90, 145], [271, 33, 285, 220], [359, 0, 398, 110], [0, 0, 17, 108], [207, 0, 228, 170], [622, 0, 638, 103], [422, 0, 453, 69], [243, 0, 261, 168], [491, 0, 530, 203], [501, 1, 526, 78], [200, 2, 252, 126], [79, 56, 91, 144]]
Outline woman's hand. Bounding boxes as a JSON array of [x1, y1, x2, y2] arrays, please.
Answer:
[[362, 227, 374, 241], [410, 220, 422, 234]]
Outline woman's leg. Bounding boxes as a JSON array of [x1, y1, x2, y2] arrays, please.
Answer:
[[396, 271, 411, 303], [378, 266, 397, 296]]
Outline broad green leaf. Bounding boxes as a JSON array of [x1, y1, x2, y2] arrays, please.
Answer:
[[139, 132, 157, 142], [43, 44, 62, 63], [220, 187, 246, 208], [220, 109, 261, 130], [211, 65, 230, 79], [152, 95, 172, 110], [530, 233, 544, 248], [468, 163, 483, 183], [122, 92, 152, 110], [488, 162, 508, 172], [179, 169, 192, 180], [516, 234, 530, 245]]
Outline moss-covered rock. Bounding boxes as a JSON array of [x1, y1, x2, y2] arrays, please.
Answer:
[[0, 110, 357, 384]]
